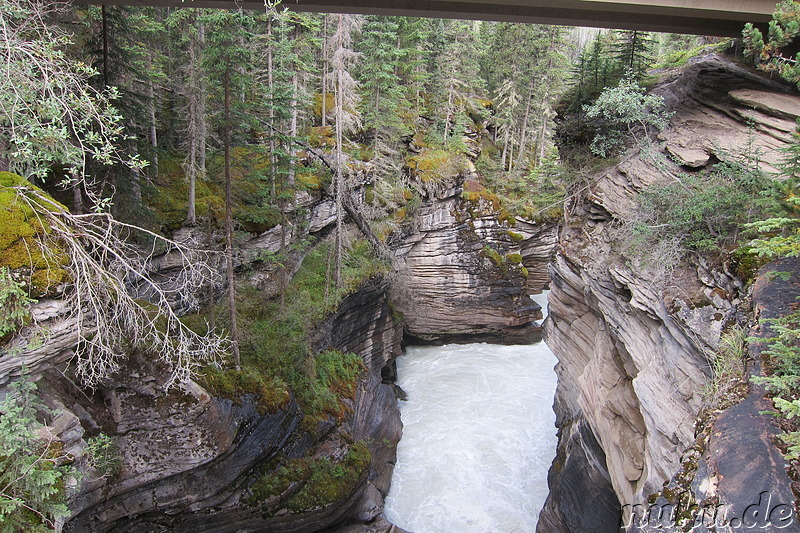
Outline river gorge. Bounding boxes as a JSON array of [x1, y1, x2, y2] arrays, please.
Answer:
[[385, 294, 558, 533], [4, 47, 800, 533]]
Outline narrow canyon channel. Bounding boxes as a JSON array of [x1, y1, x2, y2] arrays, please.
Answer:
[[384, 293, 558, 533]]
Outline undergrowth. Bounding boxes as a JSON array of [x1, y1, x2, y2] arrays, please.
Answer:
[[702, 325, 749, 412], [248, 441, 371, 512], [194, 239, 383, 424]]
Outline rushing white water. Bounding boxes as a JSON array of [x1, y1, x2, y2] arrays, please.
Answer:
[[384, 293, 558, 533]]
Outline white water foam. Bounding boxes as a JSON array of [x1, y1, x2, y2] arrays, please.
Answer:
[[384, 293, 558, 533]]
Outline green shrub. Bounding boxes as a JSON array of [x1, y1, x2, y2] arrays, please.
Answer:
[[84, 434, 121, 480], [584, 78, 672, 157], [0, 379, 73, 532], [0, 267, 33, 338], [624, 159, 783, 258], [752, 312, 800, 460]]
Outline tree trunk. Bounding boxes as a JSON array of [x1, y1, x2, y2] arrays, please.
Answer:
[[515, 82, 534, 171], [72, 179, 85, 215], [279, 207, 286, 311], [101, 5, 109, 88], [501, 127, 510, 171], [147, 74, 158, 180], [507, 129, 514, 172], [198, 22, 207, 180], [321, 15, 329, 127], [537, 88, 551, 165], [443, 80, 454, 145], [128, 138, 142, 209], [333, 14, 345, 288], [224, 68, 241, 370], [288, 70, 298, 188], [267, 15, 277, 198], [185, 17, 199, 226]]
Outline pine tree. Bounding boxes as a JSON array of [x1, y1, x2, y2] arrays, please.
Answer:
[[201, 8, 256, 369], [612, 30, 655, 81], [357, 16, 402, 141], [165, 8, 209, 226], [486, 23, 567, 171], [743, 1, 800, 90], [356, 16, 405, 175], [433, 20, 484, 146], [395, 17, 431, 114], [73, 5, 166, 218]]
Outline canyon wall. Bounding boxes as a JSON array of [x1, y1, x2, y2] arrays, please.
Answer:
[[2, 141, 556, 532], [393, 167, 557, 344], [56, 275, 402, 532], [539, 56, 800, 531]]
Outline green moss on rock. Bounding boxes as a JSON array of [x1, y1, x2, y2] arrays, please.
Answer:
[[406, 149, 467, 183], [201, 366, 291, 415], [482, 246, 505, 268], [0, 172, 69, 296], [248, 441, 371, 513], [506, 252, 523, 264], [507, 230, 525, 243], [285, 441, 371, 512]]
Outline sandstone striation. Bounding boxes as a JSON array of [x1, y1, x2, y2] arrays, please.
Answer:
[[13, 274, 405, 533], [393, 180, 556, 345], [541, 55, 800, 531]]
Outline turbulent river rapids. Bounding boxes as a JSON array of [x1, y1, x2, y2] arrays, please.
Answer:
[[384, 293, 558, 533]]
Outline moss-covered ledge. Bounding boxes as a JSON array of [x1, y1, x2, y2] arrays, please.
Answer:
[[0, 172, 69, 297]]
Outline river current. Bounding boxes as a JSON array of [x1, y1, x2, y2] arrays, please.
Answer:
[[383, 293, 559, 533]]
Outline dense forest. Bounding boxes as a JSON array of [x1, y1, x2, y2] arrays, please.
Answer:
[[7, 0, 800, 529]]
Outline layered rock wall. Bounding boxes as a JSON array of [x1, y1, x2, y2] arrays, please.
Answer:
[[32, 275, 404, 533], [393, 181, 557, 344], [540, 56, 800, 530]]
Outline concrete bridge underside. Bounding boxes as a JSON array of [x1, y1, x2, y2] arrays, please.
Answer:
[[92, 0, 775, 36]]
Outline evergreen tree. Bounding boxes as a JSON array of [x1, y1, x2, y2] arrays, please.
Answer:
[[73, 5, 166, 218], [357, 16, 403, 144], [612, 30, 655, 81], [0, 0, 143, 204], [486, 23, 568, 171], [356, 16, 405, 175], [433, 20, 484, 146], [0, 378, 73, 531], [201, 8, 256, 369], [743, 0, 800, 90], [165, 8, 210, 226], [395, 17, 431, 114]]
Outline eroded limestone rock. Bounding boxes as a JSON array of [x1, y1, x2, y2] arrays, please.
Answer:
[[393, 182, 556, 344], [541, 55, 800, 531]]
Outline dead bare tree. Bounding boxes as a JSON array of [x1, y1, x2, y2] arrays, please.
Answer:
[[14, 185, 230, 389]]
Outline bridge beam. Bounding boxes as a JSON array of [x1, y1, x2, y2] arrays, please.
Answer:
[[85, 0, 776, 36]]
